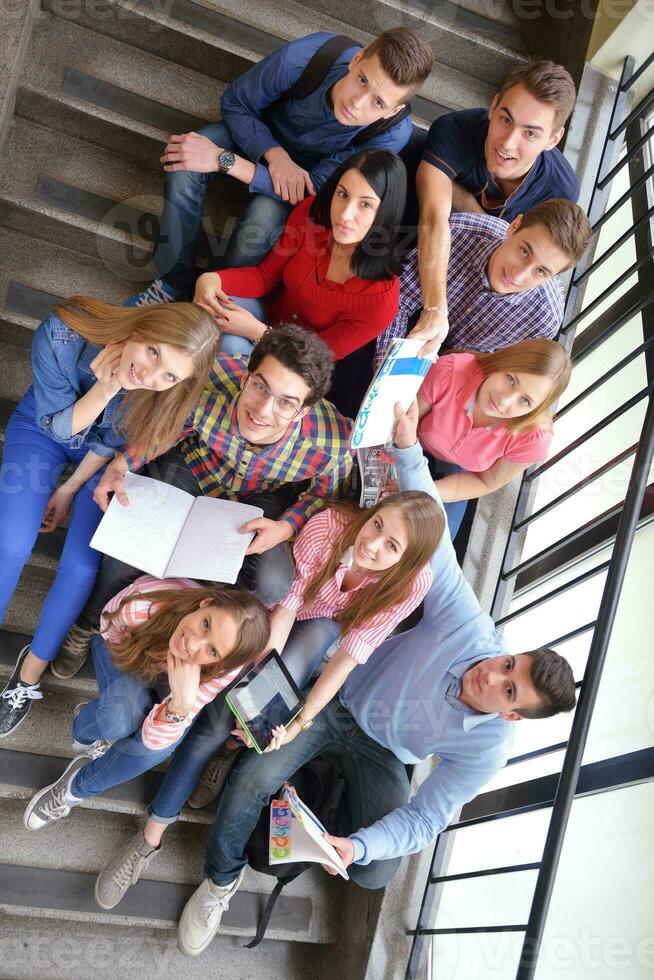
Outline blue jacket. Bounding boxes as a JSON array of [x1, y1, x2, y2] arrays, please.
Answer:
[[220, 32, 413, 200], [342, 440, 514, 865], [31, 313, 126, 458]]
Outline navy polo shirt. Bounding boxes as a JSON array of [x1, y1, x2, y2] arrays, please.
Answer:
[[422, 107, 579, 221]]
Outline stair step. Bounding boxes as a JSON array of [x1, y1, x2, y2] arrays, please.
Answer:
[[43, 0, 494, 118], [0, 116, 243, 271], [0, 909, 332, 977], [0, 631, 99, 699], [292, 0, 527, 80]]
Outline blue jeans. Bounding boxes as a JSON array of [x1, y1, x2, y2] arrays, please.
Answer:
[[155, 121, 292, 296], [70, 633, 184, 799], [0, 390, 105, 661], [77, 445, 296, 630], [206, 697, 410, 890], [428, 456, 468, 540], [147, 617, 342, 822], [218, 296, 266, 357]]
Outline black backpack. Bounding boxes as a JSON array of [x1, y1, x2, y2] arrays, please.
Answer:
[[243, 755, 345, 947], [271, 34, 412, 146]]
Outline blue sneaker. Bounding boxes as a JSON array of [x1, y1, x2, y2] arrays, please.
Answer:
[[123, 278, 182, 307]]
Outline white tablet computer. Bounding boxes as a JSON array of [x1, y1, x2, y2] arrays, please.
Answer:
[[225, 651, 305, 754]]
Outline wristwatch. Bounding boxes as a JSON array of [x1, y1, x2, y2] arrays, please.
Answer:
[[218, 149, 236, 174], [296, 714, 313, 733], [164, 701, 187, 724]]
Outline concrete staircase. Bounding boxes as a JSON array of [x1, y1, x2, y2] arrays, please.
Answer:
[[0, 1, 531, 975]]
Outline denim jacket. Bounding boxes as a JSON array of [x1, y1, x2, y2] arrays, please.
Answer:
[[31, 313, 126, 457]]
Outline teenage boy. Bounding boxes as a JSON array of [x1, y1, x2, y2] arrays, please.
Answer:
[[170, 399, 576, 958], [50, 326, 352, 680], [374, 197, 592, 366], [413, 60, 580, 355], [131, 28, 433, 306]]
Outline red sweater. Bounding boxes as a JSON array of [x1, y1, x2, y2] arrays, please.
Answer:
[[218, 197, 399, 360]]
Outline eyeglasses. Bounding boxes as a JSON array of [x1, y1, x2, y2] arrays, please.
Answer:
[[242, 375, 303, 420]]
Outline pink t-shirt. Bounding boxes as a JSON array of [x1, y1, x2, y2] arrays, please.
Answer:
[[417, 353, 552, 471]]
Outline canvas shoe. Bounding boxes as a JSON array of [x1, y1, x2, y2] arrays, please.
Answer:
[[71, 702, 113, 759], [50, 623, 94, 679], [187, 744, 242, 809], [0, 645, 43, 739], [95, 830, 161, 909], [123, 278, 181, 308], [177, 867, 246, 957], [23, 755, 89, 830]]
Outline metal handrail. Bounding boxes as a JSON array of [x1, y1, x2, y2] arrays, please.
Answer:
[[515, 377, 654, 978]]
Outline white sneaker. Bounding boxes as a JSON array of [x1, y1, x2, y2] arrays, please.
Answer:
[[23, 755, 88, 830], [177, 867, 246, 957]]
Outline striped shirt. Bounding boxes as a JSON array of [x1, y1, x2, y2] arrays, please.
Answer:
[[374, 212, 564, 369], [100, 575, 247, 751], [179, 355, 353, 532], [278, 509, 432, 663]]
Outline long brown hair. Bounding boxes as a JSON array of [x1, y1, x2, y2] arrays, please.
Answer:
[[104, 586, 270, 683], [475, 339, 572, 434], [303, 492, 443, 636], [54, 296, 220, 458]]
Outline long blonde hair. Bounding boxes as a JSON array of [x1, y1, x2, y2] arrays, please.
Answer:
[[475, 339, 572, 433], [54, 296, 219, 458], [105, 586, 270, 683], [303, 492, 443, 636]]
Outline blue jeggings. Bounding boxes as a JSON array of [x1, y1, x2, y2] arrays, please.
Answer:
[[0, 390, 105, 661], [70, 633, 184, 800], [155, 121, 292, 296], [146, 617, 341, 824], [428, 456, 468, 540]]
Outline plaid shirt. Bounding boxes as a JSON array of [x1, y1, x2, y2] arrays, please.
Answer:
[[176, 355, 352, 532], [374, 212, 564, 369]]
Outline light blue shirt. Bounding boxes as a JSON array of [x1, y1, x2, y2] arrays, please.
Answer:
[[341, 440, 514, 865]]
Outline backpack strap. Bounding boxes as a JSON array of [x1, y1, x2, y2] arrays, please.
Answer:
[[282, 34, 359, 102], [353, 103, 412, 146], [244, 877, 294, 948]]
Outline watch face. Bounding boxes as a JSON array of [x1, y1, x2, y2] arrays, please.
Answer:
[[219, 150, 236, 172]]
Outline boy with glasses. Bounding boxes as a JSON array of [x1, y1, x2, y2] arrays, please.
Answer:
[[51, 325, 352, 678]]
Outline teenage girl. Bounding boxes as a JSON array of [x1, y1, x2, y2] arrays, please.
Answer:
[[22, 575, 270, 913], [0, 298, 219, 737], [412, 339, 572, 538]]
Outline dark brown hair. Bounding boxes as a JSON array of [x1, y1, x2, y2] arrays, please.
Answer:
[[54, 296, 219, 459], [520, 199, 592, 270], [497, 60, 576, 130], [303, 492, 444, 635], [105, 586, 270, 683], [248, 323, 334, 405], [518, 647, 577, 719], [363, 27, 434, 96]]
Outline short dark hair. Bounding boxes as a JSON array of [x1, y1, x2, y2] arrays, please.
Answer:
[[248, 324, 334, 406], [520, 199, 593, 270], [497, 60, 576, 131], [519, 648, 577, 719], [364, 28, 434, 95], [310, 149, 407, 280]]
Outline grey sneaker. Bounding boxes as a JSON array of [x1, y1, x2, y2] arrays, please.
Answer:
[[23, 755, 89, 830], [50, 623, 94, 679], [178, 867, 246, 958], [95, 830, 161, 909], [187, 744, 242, 809], [71, 702, 113, 759]]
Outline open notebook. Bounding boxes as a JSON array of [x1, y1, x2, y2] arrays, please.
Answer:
[[269, 784, 349, 879]]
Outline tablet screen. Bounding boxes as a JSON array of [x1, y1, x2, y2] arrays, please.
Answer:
[[226, 651, 304, 753]]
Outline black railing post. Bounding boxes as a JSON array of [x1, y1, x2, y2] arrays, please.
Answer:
[[515, 391, 654, 979]]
